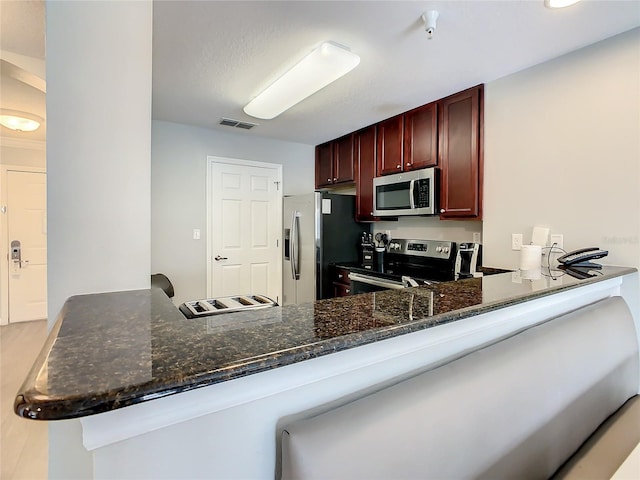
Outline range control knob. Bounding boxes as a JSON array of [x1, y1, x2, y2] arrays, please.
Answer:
[[436, 246, 442, 253], [443, 247, 449, 254]]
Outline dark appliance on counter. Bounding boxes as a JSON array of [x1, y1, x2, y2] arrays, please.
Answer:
[[360, 233, 374, 270], [348, 239, 457, 294], [455, 243, 482, 279], [283, 193, 370, 305]]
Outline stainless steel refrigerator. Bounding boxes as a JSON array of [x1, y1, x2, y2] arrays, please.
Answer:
[[283, 192, 368, 305]]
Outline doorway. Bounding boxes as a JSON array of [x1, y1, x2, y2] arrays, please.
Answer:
[[1, 166, 47, 324], [206, 156, 282, 303]]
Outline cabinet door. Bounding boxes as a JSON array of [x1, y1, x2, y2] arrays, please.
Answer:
[[315, 142, 333, 188], [355, 125, 378, 222], [439, 85, 483, 219], [376, 115, 403, 176], [334, 134, 355, 184], [404, 102, 437, 170]]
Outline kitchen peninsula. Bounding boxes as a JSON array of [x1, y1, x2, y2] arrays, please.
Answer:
[[16, 266, 638, 479]]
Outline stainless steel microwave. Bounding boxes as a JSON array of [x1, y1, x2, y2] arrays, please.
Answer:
[[373, 168, 437, 216]]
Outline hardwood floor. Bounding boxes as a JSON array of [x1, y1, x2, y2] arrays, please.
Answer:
[[1, 320, 48, 480]]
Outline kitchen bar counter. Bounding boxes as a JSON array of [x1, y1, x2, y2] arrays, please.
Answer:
[[15, 265, 636, 421]]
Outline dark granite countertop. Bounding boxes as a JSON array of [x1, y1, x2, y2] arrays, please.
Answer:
[[15, 265, 636, 420]]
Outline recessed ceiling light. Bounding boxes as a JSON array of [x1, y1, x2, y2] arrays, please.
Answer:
[[0, 109, 43, 132], [243, 42, 360, 120], [545, 0, 581, 8]]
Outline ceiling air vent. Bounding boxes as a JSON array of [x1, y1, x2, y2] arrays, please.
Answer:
[[219, 118, 258, 130]]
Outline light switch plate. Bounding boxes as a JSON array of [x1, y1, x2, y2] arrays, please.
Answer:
[[550, 234, 564, 250], [512, 233, 523, 251], [473, 232, 481, 243], [193, 229, 201, 240]]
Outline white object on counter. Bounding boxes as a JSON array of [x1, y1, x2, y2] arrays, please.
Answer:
[[520, 245, 542, 271], [522, 267, 542, 280]]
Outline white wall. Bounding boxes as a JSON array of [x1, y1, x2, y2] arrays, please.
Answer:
[[0, 142, 45, 168], [374, 217, 482, 245], [46, 1, 152, 478], [151, 120, 314, 304], [483, 28, 640, 270]]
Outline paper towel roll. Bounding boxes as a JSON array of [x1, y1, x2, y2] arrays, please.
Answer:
[[520, 245, 542, 271]]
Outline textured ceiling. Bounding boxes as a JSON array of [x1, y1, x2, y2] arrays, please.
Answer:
[[152, 1, 640, 145], [0, 0, 45, 60], [2, 1, 639, 147]]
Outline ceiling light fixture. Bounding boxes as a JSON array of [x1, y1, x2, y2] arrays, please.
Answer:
[[544, 0, 581, 8], [243, 42, 360, 120], [0, 109, 42, 132]]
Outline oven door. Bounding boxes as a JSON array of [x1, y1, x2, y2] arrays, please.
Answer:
[[348, 272, 406, 294]]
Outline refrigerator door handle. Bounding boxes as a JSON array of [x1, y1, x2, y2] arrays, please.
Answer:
[[291, 211, 301, 280]]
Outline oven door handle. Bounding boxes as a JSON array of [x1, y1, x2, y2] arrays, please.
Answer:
[[348, 273, 406, 290]]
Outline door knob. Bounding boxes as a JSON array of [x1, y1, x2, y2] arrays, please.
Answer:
[[214, 255, 228, 261]]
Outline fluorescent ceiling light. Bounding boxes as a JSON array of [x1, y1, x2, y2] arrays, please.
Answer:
[[244, 42, 360, 120], [545, 0, 581, 8], [0, 109, 42, 132]]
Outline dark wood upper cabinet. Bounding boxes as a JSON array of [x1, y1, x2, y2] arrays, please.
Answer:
[[315, 135, 354, 188], [438, 85, 483, 220], [334, 134, 355, 184], [403, 102, 438, 170], [316, 85, 483, 221], [315, 142, 333, 188], [376, 115, 404, 176], [354, 125, 378, 222]]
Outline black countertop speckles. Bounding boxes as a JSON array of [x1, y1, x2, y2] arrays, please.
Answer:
[[15, 266, 636, 420]]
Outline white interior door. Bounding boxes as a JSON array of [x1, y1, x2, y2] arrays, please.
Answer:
[[7, 171, 47, 323], [209, 160, 281, 302]]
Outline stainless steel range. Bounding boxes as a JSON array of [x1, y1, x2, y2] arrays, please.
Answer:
[[348, 239, 481, 294]]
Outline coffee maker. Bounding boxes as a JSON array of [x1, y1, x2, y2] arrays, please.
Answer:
[[455, 243, 482, 279]]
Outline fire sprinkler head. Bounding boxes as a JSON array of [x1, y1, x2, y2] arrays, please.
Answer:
[[422, 10, 439, 39]]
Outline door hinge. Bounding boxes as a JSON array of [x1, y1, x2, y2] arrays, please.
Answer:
[[276, 239, 279, 247], [274, 181, 280, 191]]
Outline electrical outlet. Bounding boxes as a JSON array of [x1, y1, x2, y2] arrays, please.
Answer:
[[473, 232, 481, 243], [550, 234, 564, 250], [511, 233, 523, 251]]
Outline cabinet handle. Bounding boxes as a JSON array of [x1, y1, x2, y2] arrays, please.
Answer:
[[346, 289, 350, 293], [338, 274, 343, 279], [327, 178, 332, 182], [406, 163, 411, 167], [333, 177, 337, 181], [396, 165, 401, 169], [440, 209, 446, 213]]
